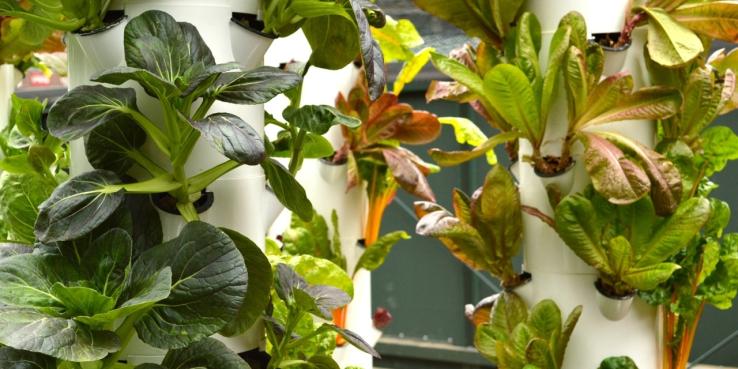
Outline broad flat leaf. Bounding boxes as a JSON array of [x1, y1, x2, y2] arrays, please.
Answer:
[[415, 209, 489, 271], [355, 231, 410, 272], [372, 17, 423, 63], [296, 285, 351, 319], [526, 338, 556, 369], [303, 14, 360, 71], [219, 228, 273, 337], [278, 254, 354, 297], [284, 105, 361, 135], [580, 87, 681, 126], [701, 126, 738, 176], [0, 173, 56, 244], [641, 7, 703, 67], [160, 337, 249, 369], [50, 284, 116, 318], [275, 263, 308, 302], [212, 67, 302, 104], [85, 116, 147, 176], [429, 52, 486, 97], [623, 263, 680, 290], [475, 323, 498, 363], [430, 131, 517, 167], [191, 113, 265, 165], [92, 66, 179, 98], [262, 158, 314, 222], [308, 355, 341, 369], [180, 62, 241, 97], [355, 93, 439, 145], [526, 299, 561, 339], [412, 0, 500, 45], [35, 170, 124, 243], [392, 111, 441, 145], [607, 236, 634, 279], [575, 73, 634, 129], [133, 222, 248, 349], [485, 64, 542, 143], [76, 267, 172, 328], [47, 85, 138, 141], [582, 133, 650, 205], [515, 12, 542, 81], [490, 292, 528, 340], [0, 254, 74, 309], [349, 0, 386, 100], [671, 2, 738, 42], [0, 346, 55, 369], [321, 324, 380, 358], [635, 197, 710, 267], [383, 148, 435, 201], [0, 307, 120, 362], [81, 228, 132, 298], [564, 46, 588, 122], [680, 67, 726, 139], [124, 10, 214, 83], [555, 195, 614, 275], [599, 356, 640, 369]]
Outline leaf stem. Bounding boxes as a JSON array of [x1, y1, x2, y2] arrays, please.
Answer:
[[125, 108, 171, 156], [177, 201, 200, 222], [101, 309, 149, 369], [127, 150, 168, 177], [288, 130, 307, 174], [188, 160, 241, 193]]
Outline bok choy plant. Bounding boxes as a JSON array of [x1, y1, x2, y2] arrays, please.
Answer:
[[40, 9, 302, 227]]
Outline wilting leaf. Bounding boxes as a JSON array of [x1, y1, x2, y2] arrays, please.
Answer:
[[355, 231, 410, 272], [191, 113, 266, 165], [35, 170, 124, 243], [581, 133, 651, 205], [383, 148, 435, 201], [641, 7, 704, 67], [349, 0, 386, 100], [430, 130, 518, 167], [415, 208, 488, 270]]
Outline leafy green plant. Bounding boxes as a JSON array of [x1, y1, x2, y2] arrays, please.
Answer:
[[41, 10, 305, 226], [0, 95, 68, 244], [261, 0, 387, 99], [554, 188, 710, 297], [474, 292, 583, 369], [0, 0, 114, 65], [334, 74, 441, 245], [599, 357, 639, 369], [0, 198, 254, 369], [415, 165, 526, 289], [616, 0, 738, 67], [263, 263, 379, 369]]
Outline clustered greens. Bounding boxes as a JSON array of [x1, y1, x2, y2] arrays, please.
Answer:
[[413, 0, 738, 368]]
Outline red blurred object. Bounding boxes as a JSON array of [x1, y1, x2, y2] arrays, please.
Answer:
[[373, 307, 393, 329]]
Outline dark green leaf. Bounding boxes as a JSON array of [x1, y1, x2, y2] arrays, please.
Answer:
[[599, 356, 639, 369], [0, 307, 120, 361], [262, 158, 314, 222], [0, 346, 55, 369], [50, 284, 116, 317], [275, 263, 308, 302], [47, 85, 138, 141], [85, 116, 147, 176], [0, 173, 56, 244], [160, 337, 249, 369], [133, 222, 248, 349], [321, 324, 380, 358], [92, 66, 179, 98], [284, 105, 361, 135], [303, 14, 360, 71], [555, 195, 614, 275], [0, 254, 74, 310], [35, 170, 124, 243], [219, 228, 273, 337], [0, 243, 32, 259], [191, 113, 266, 165], [349, 0, 385, 100], [213, 67, 302, 104], [81, 228, 132, 298]]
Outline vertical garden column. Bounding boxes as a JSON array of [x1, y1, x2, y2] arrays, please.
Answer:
[[0, 64, 17, 130], [516, 1, 661, 368]]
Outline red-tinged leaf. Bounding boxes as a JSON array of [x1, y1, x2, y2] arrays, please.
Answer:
[[582, 133, 651, 205], [425, 81, 473, 103], [582, 86, 681, 126], [383, 148, 435, 201], [599, 132, 683, 216], [346, 151, 361, 191], [671, 1, 738, 42], [575, 73, 633, 129], [393, 111, 442, 145], [415, 209, 490, 271], [429, 131, 519, 167], [413, 201, 447, 219]]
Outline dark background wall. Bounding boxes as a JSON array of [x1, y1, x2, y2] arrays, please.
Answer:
[[371, 1, 738, 368]]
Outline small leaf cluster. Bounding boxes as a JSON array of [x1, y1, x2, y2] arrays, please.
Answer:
[[415, 165, 525, 289], [474, 292, 583, 369], [0, 95, 68, 243]]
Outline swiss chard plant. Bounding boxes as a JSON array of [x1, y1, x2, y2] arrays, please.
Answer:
[[0, 95, 68, 244], [41, 9, 306, 225], [474, 292, 583, 369], [554, 188, 711, 297], [415, 165, 526, 289], [334, 74, 441, 245]]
